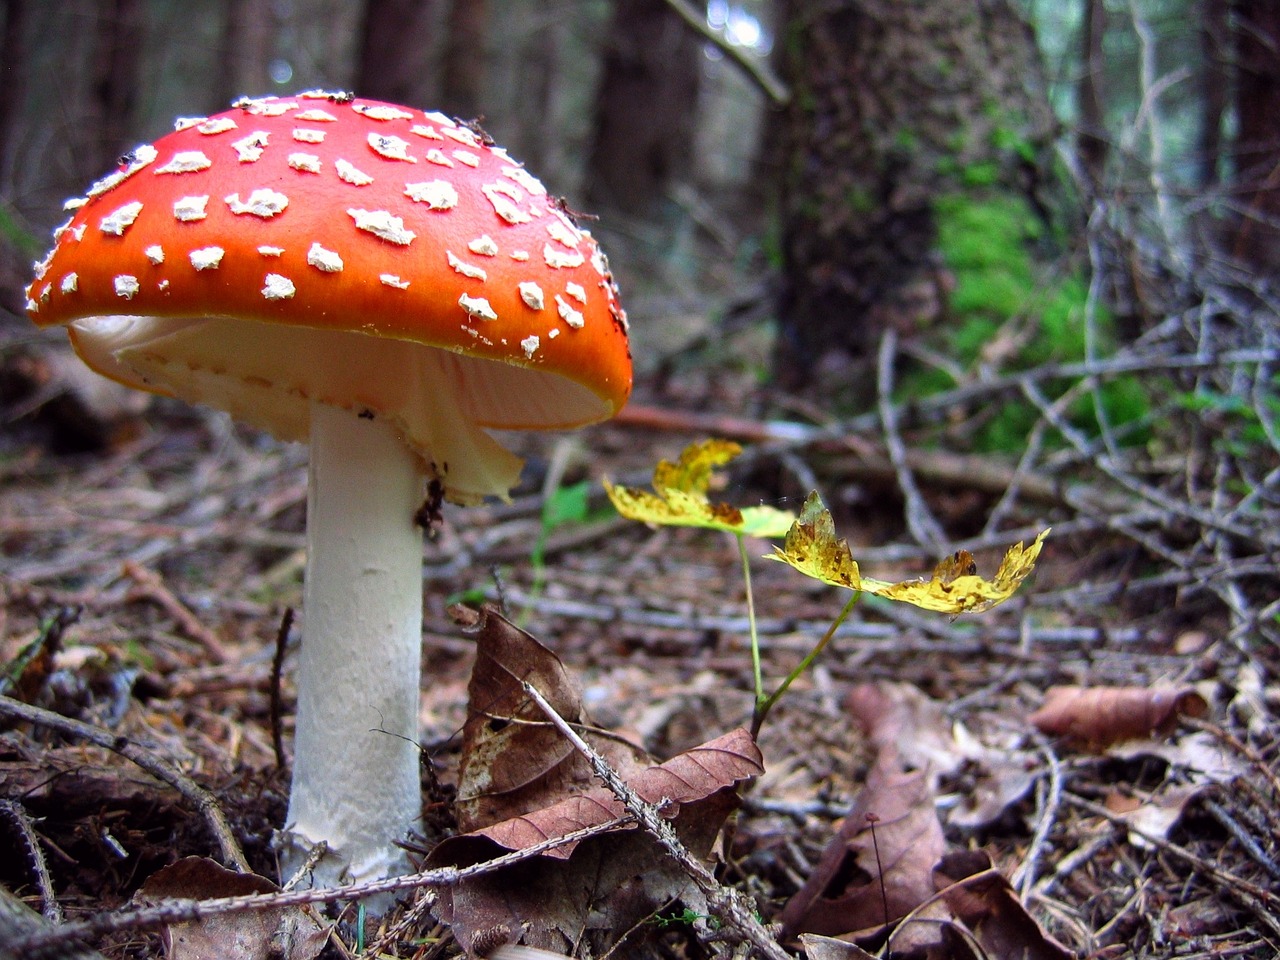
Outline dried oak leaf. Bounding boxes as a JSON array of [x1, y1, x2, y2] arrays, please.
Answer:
[[135, 857, 326, 960], [430, 728, 762, 957], [931, 851, 1074, 960], [780, 752, 945, 942], [604, 438, 795, 537], [1029, 684, 1208, 750], [770, 493, 1048, 614], [452, 604, 651, 832]]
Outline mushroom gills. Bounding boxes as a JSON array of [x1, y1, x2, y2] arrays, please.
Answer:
[[67, 315, 608, 503]]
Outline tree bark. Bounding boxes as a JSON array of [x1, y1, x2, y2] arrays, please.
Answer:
[[440, 0, 488, 119], [1229, 0, 1280, 271], [0, 0, 29, 187], [771, 0, 1056, 389], [1077, 0, 1109, 188], [583, 0, 702, 218], [79, 0, 144, 182], [217, 0, 276, 106], [355, 0, 439, 108]]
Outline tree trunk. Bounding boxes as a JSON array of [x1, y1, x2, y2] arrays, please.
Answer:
[[355, 0, 439, 108], [1077, 0, 1109, 188], [1197, 0, 1229, 190], [0, 0, 29, 187], [217, 0, 276, 106], [772, 0, 1055, 389], [79, 0, 144, 181], [1230, 0, 1280, 272], [583, 0, 701, 218], [440, 0, 488, 119]]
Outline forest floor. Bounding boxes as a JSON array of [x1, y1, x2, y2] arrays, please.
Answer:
[[1, 267, 1279, 960]]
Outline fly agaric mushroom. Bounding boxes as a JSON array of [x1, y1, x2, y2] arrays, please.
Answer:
[[25, 92, 631, 893]]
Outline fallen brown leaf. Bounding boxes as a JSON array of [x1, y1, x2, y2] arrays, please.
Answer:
[[780, 752, 945, 941], [135, 857, 326, 960], [431, 729, 761, 957], [1029, 685, 1208, 749], [451, 604, 650, 832]]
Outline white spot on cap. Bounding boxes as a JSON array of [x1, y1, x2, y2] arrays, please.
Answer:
[[240, 98, 296, 116], [347, 208, 415, 245], [294, 108, 337, 122], [158, 279, 170, 292], [547, 217, 581, 249], [190, 246, 225, 270], [262, 273, 296, 299], [114, 275, 140, 299], [336, 159, 374, 185], [145, 245, 165, 264], [60, 273, 78, 293], [299, 89, 349, 101], [307, 242, 344, 272], [226, 188, 289, 218], [232, 131, 270, 162], [258, 245, 285, 257], [425, 149, 453, 167], [86, 145, 154, 197], [99, 201, 143, 236], [174, 195, 209, 221], [63, 197, 87, 211], [520, 334, 540, 359], [354, 103, 415, 121], [511, 250, 530, 261], [447, 251, 486, 280], [173, 116, 205, 131], [502, 166, 548, 196], [404, 180, 457, 209], [548, 328, 560, 339], [367, 133, 416, 162], [468, 235, 499, 256], [288, 152, 322, 173], [482, 185, 532, 224], [411, 125, 443, 140], [544, 244, 585, 269], [556, 294, 584, 328], [292, 128, 326, 144], [155, 150, 213, 174], [452, 150, 480, 167], [488, 180, 522, 202], [518, 281, 545, 310], [442, 126, 481, 147], [459, 293, 497, 321], [380, 274, 410, 289], [197, 117, 238, 135], [565, 282, 588, 304]]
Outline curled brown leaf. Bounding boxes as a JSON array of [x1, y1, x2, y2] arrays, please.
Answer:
[[1028, 685, 1209, 750]]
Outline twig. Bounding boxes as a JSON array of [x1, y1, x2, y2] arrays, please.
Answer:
[[0, 799, 61, 924], [270, 607, 294, 773], [1013, 736, 1065, 898], [0, 695, 250, 873], [520, 681, 792, 960], [877, 330, 946, 551], [7, 818, 631, 953], [122, 560, 231, 663], [660, 0, 789, 106]]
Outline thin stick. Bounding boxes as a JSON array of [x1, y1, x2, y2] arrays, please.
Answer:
[[270, 607, 294, 773], [122, 561, 231, 663], [0, 799, 61, 924], [521, 681, 792, 960], [0, 695, 250, 873]]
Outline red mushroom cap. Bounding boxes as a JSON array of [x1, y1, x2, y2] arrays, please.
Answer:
[[25, 92, 631, 500]]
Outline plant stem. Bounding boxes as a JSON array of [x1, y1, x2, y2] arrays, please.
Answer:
[[738, 533, 765, 707], [750, 592, 861, 738]]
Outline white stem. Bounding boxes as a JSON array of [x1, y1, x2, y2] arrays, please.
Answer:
[[280, 401, 424, 893]]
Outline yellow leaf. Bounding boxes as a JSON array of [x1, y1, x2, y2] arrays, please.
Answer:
[[604, 439, 795, 538], [770, 492, 1048, 614]]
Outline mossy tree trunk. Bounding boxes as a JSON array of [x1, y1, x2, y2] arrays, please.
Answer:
[[772, 0, 1056, 389]]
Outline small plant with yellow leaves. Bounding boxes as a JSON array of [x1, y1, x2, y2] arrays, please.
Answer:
[[606, 440, 1048, 736]]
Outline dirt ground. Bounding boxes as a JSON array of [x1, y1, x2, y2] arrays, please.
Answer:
[[2, 284, 1279, 959]]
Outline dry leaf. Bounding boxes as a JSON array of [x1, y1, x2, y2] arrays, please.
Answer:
[[932, 851, 1074, 960], [452, 604, 650, 832], [1029, 685, 1209, 749], [604, 438, 795, 538], [769, 493, 1047, 614], [780, 753, 945, 941], [431, 729, 761, 957], [135, 857, 326, 960]]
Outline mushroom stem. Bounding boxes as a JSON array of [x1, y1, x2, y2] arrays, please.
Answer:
[[280, 400, 424, 893]]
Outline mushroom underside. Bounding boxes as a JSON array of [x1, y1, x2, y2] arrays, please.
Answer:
[[67, 315, 610, 503]]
